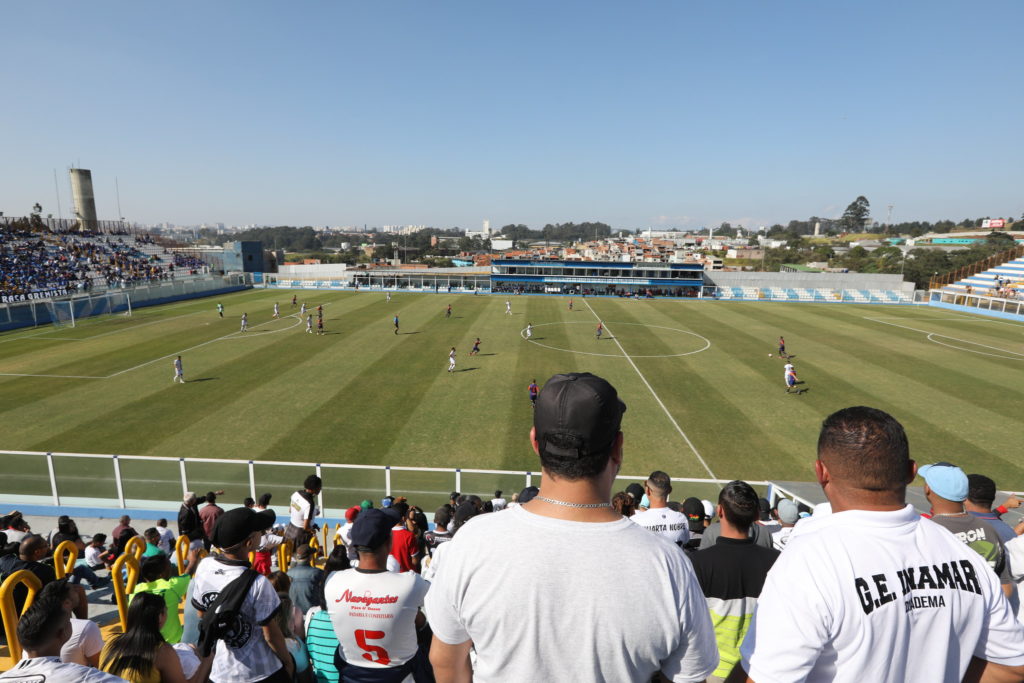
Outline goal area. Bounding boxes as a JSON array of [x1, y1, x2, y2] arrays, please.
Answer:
[[46, 292, 132, 328]]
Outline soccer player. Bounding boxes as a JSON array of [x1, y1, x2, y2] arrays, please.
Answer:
[[386, 292, 391, 303], [525, 323, 533, 340], [291, 294, 297, 307], [317, 304, 323, 317], [240, 313, 247, 332], [216, 302, 223, 318], [596, 322, 603, 340], [505, 299, 512, 315], [393, 315, 400, 335], [784, 362, 798, 393], [777, 336, 787, 358], [568, 298, 573, 311], [446, 304, 452, 319], [273, 302, 280, 319], [306, 314, 313, 334], [528, 379, 539, 407], [316, 316, 324, 335], [448, 347, 457, 373], [300, 302, 307, 317], [470, 338, 481, 356], [173, 356, 185, 384]]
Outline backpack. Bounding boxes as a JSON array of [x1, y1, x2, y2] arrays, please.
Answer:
[[196, 568, 260, 657]]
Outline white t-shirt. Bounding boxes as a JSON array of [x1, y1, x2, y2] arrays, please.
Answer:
[[425, 505, 718, 682], [783, 363, 794, 379], [770, 525, 796, 552], [85, 545, 104, 567], [740, 505, 1024, 683], [353, 555, 400, 573], [156, 526, 176, 555], [630, 506, 691, 545], [325, 568, 429, 670], [0, 656, 124, 681], [491, 497, 507, 511], [190, 556, 283, 683], [289, 490, 318, 528]]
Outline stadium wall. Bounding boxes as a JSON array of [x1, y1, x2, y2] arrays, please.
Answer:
[[0, 275, 251, 332], [704, 271, 915, 292]]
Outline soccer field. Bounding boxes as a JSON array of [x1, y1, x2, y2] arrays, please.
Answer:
[[1, 289, 1023, 507]]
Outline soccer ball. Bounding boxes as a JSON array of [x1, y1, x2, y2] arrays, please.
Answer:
[[768, 353, 773, 357]]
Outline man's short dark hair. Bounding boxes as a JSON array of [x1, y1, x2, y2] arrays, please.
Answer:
[[304, 475, 322, 491], [392, 501, 410, 520], [258, 493, 272, 507], [205, 491, 217, 504], [967, 474, 997, 508], [434, 507, 451, 528], [243, 497, 255, 508], [494, 490, 502, 498], [718, 481, 759, 531], [143, 528, 159, 543], [817, 406, 910, 492], [16, 596, 68, 650], [39, 578, 73, 604], [157, 518, 168, 527], [646, 471, 672, 496], [140, 554, 170, 582]]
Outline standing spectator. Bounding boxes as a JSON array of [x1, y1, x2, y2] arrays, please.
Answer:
[[682, 497, 707, 550], [338, 506, 360, 564], [769, 499, 799, 551], [110, 515, 137, 542], [388, 502, 421, 573], [734, 406, 1024, 682], [691, 481, 779, 681], [38, 579, 103, 668], [423, 506, 452, 557], [190, 507, 294, 682], [255, 493, 273, 512], [199, 491, 225, 547], [287, 544, 323, 617], [491, 490, 507, 511], [754, 498, 781, 535], [244, 497, 256, 509], [965, 474, 1019, 543], [304, 547, 349, 683], [285, 475, 322, 548], [155, 518, 176, 555], [178, 492, 204, 551], [920, 462, 1014, 598], [426, 372, 718, 682], [325, 509, 431, 680], [0, 596, 124, 682], [611, 491, 636, 518], [630, 470, 690, 545]]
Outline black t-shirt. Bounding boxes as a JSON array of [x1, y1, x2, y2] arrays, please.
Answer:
[[0, 555, 56, 614], [690, 536, 779, 601]]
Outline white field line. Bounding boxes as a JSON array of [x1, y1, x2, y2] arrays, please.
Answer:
[[0, 310, 308, 380], [582, 299, 716, 479], [865, 317, 1024, 361]]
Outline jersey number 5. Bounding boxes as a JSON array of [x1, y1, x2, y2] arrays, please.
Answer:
[[354, 629, 391, 665]]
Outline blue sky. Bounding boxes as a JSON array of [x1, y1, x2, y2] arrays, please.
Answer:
[[2, 0, 1020, 231]]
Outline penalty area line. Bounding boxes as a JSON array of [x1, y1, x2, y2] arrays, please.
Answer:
[[582, 299, 717, 479]]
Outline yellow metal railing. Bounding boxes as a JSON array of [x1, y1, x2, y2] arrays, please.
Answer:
[[52, 540, 79, 580], [0, 570, 43, 665]]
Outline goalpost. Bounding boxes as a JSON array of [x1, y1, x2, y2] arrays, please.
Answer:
[[45, 292, 132, 329], [45, 300, 75, 328]]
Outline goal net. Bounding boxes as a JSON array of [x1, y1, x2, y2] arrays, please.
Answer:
[[45, 292, 132, 329], [45, 300, 75, 328]]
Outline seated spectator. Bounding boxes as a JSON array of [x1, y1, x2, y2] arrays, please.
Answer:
[[142, 528, 166, 557], [100, 591, 213, 683], [287, 545, 323, 618], [691, 481, 779, 680], [37, 579, 103, 668], [304, 547, 348, 683], [4, 512, 32, 543], [274, 593, 313, 683], [111, 515, 137, 542], [133, 550, 200, 645], [268, 571, 305, 638], [0, 535, 86, 618], [155, 519, 176, 556], [0, 596, 123, 682], [85, 533, 110, 570]]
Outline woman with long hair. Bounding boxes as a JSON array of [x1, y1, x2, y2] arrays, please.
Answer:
[[100, 592, 212, 683]]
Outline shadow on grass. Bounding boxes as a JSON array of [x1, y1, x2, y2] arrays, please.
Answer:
[[189, 377, 219, 383]]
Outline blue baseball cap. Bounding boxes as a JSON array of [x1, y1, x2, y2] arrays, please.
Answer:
[[919, 462, 968, 502]]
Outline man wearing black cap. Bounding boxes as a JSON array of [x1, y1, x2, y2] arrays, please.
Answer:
[[189, 507, 294, 682], [426, 372, 718, 682], [324, 508, 430, 681]]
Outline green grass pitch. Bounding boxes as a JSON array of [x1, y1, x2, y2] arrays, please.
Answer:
[[1, 289, 1022, 509]]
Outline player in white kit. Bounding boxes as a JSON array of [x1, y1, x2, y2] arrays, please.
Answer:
[[525, 323, 533, 340], [273, 302, 280, 319], [172, 356, 185, 383], [300, 302, 307, 317], [240, 313, 248, 332], [505, 300, 512, 315], [306, 314, 313, 333], [386, 292, 391, 303], [448, 347, 457, 373]]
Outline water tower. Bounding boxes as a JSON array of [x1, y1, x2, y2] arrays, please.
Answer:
[[69, 168, 98, 231]]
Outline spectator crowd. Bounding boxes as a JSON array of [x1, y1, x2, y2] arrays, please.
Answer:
[[2, 372, 1024, 682]]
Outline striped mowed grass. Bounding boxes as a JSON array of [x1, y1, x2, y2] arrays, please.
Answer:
[[1, 289, 1022, 505]]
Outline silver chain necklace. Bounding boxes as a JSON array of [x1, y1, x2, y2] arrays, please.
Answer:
[[535, 494, 611, 509]]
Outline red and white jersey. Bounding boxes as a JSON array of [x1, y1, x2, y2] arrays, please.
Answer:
[[325, 568, 429, 670]]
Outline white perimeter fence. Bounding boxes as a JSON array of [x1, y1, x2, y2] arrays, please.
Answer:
[[0, 450, 783, 517]]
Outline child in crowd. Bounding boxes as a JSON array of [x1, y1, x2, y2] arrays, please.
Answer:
[[85, 533, 111, 570]]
